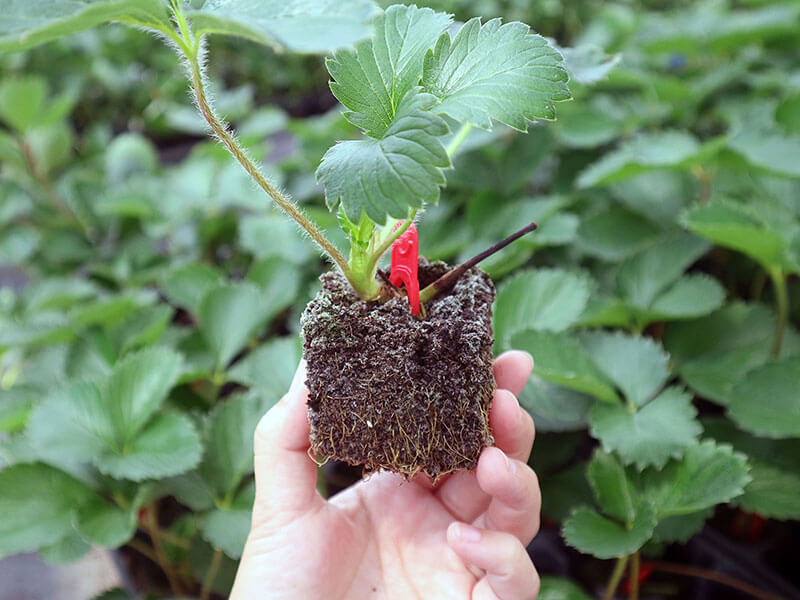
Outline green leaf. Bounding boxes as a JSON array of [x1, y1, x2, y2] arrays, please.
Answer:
[[96, 412, 202, 480], [239, 214, 313, 264], [76, 497, 136, 549], [704, 417, 800, 519], [327, 4, 451, 137], [246, 257, 302, 319], [616, 233, 710, 311], [539, 577, 593, 600], [28, 350, 200, 480], [587, 450, 636, 524], [39, 529, 91, 565], [317, 89, 449, 224], [0, 463, 94, 559], [577, 131, 701, 188], [0, 0, 171, 52], [510, 330, 619, 403], [200, 391, 274, 499], [652, 509, 713, 544], [580, 332, 670, 408], [681, 199, 794, 272], [228, 336, 301, 397], [0, 76, 46, 132], [558, 44, 620, 85], [518, 377, 592, 432], [494, 269, 592, 348], [736, 460, 800, 520], [188, 0, 379, 54], [726, 358, 800, 438], [641, 440, 750, 516], [104, 347, 183, 440], [646, 274, 726, 321], [162, 263, 223, 316], [577, 205, 663, 261], [199, 282, 267, 369], [422, 18, 570, 130], [200, 508, 251, 559], [0, 385, 38, 433], [664, 302, 791, 403], [563, 503, 656, 559], [590, 387, 702, 469], [728, 120, 800, 178]]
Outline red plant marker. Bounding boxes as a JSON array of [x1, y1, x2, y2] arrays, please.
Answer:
[[389, 222, 420, 315]]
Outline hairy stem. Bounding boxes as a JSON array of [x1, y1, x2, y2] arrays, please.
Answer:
[[201, 548, 224, 600], [174, 18, 349, 276], [446, 122, 473, 157], [419, 221, 537, 304], [145, 503, 185, 595], [604, 556, 629, 600], [769, 268, 788, 358], [629, 551, 640, 600], [649, 561, 782, 600], [127, 538, 159, 564]]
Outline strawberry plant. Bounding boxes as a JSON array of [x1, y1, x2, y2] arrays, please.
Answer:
[[1, 1, 799, 599]]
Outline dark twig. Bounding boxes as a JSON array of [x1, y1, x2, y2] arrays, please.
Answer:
[[419, 221, 538, 304]]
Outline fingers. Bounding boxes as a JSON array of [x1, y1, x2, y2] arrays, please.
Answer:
[[436, 385, 535, 522], [474, 447, 541, 545], [252, 361, 324, 526], [493, 351, 534, 397], [447, 523, 540, 600], [490, 388, 535, 463]]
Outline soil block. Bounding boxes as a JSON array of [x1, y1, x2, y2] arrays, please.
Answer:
[[301, 259, 496, 480]]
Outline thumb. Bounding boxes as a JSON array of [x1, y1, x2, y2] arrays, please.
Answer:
[[252, 360, 323, 527]]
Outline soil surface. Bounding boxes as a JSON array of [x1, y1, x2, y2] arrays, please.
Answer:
[[301, 260, 496, 479]]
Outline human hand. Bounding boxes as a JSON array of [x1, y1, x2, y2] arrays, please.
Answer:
[[230, 350, 539, 600]]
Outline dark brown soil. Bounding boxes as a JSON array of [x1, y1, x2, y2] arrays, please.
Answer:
[[301, 260, 496, 480]]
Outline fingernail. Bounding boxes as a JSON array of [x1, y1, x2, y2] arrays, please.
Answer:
[[521, 351, 534, 370], [499, 448, 515, 474], [455, 523, 481, 543]]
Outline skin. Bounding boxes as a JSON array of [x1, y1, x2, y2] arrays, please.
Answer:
[[231, 350, 540, 600]]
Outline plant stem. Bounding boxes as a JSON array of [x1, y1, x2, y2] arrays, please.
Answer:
[[127, 538, 159, 564], [769, 268, 789, 358], [201, 548, 224, 600], [18, 136, 71, 219], [629, 551, 640, 600], [604, 556, 629, 600], [649, 560, 782, 600], [446, 122, 473, 157], [419, 220, 537, 304], [177, 27, 349, 276], [367, 211, 416, 273], [145, 503, 184, 595]]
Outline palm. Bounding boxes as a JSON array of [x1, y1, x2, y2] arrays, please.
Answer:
[[322, 474, 478, 599], [232, 352, 540, 600]]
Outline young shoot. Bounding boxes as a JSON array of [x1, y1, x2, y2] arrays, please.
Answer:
[[166, 2, 570, 306]]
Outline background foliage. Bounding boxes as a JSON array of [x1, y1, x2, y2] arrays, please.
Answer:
[[0, 0, 799, 598]]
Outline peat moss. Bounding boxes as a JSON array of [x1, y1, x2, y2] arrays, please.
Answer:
[[301, 260, 496, 480]]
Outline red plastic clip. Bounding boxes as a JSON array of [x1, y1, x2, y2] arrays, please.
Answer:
[[389, 222, 420, 315]]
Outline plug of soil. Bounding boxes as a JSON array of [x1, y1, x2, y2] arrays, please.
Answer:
[[301, 259, 495, 480]]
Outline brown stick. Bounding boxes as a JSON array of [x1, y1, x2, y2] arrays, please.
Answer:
[[419, 221, 538, 304], [649, 561, 785, 600]]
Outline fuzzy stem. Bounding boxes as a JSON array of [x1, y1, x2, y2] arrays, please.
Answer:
[[446, 122, 473, 157], [629, 551, 640, 600], [201, 548, 224, 600], [127, 538, 159, 564], [769, 268, 788, 358], [649, 561, 782, 600], [419, 221, 537, 304], [604, 556, 629, 600], [176, 23, 349, 276], [145, 503, 184, 596]]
